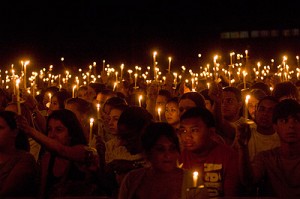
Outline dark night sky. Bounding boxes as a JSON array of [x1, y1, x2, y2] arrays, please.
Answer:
[[0, 1, 299, 70]]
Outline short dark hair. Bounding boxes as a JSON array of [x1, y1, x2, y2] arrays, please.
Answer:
[[272, 99, 300, 124], [179, 92, 206, 108], [180, 107, 215, 128], [256, 96, 278, 109], [272, 81, 299, 101], [141, 122, 180, 154], [223, 86, 242, 102]]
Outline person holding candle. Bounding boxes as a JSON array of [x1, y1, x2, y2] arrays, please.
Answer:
[[165, 97, 180, 130], [47, 90, 71, 115], [155, 89, 172, 122], [238, 99, 300, 198], [118, 122, 209, 199], [178, 107, 240, 198], [16, 109, 100, 198], [209, 84, 246, 146]]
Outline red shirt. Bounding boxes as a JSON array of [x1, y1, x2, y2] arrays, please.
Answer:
[[179, 141, 239, 198]]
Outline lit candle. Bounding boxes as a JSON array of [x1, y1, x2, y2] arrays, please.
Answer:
[[213, 55, 218, 80], [138, 95, 143, 107], [153, 51, 157, 80], [168, 57, 172, 73], [120, 63, 124, 80], [242, 71, 247, 89], [102, 60, 105, 72], [134, 73, 138, 88], [193, 171, 198, 187], [72, 85, 76, 98], [157, 107, 162, 122], [89, 118, 94, 147], [244, 95, 250, 120], [96, 104, 101, 120], [16, 78, 21, 115]]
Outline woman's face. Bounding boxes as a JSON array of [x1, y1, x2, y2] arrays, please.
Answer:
[[108, 108, 123, 135], [49, 96, 60, 114], [165, 102, 180, 126], [148, 136, 180, 172], [47, 119, 70, 146]]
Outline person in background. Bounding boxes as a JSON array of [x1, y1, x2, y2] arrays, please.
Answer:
[[272, 81, 299, 102], [65, 97, 97, 147], [238, 99, 300, 198], [209, 85, 245, 145], [246, 88, 267, 120], [200, 88, 214, 113], [165, 97, 180, 130], [87, 82, 106, 104], [104, 106, 153, 197], [178, 91, 206, 117], [0, 111, 38, 197], [77, 85, 89, 101], [178, 107, 240, 198], [154, 89, 172, 122], [48, 90, 71, 115], [118, 122, 209, 199]]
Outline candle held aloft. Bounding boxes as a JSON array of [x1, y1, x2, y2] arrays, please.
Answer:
[[16, 79, 21, 115]]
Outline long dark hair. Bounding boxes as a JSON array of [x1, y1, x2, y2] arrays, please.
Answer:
[[0, 111, 29, 151], [46, 109, 87, 146]]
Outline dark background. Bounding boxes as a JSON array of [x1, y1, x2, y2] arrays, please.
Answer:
[[0, 0, 299, 72]]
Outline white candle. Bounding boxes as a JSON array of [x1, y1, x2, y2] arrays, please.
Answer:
[[193, 171, 198, 187], [72, 85, 76, 98], [153, 51, 157, 80], [89, 118, 94, 147], [138, 95, 143, 107], [168, 57, 172, 73], [16, 79, 21, 115], [134, 73, 138, 88], [244, 95, 250, 120], [120, 64, 124, 80], [157, 107, 162, 122], [242, 71, 247, 89], [96, 104, 100, 120]]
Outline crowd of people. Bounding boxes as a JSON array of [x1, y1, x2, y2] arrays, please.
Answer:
[[0, 69, 300, 199]]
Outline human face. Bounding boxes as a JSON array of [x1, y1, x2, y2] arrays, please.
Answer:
[[148, 136, 180, 172], [248, 97, 259, 119], [178, 117, 211, 152], [49, 96, 60, 113], [156, 95, 168, 111], [255, 99, 276, 129], [47, 119, 70, 146], [165, 102, 180, 126], [78, 89, 88, 101], [108, 108, 123, 135], [204, 100, 213, 112], [0, 117, 16, 149], [221, 91, 242, 121], [179, 99, 196, 117], [87, 86, 96, 102], [274, 114, 300, 144]]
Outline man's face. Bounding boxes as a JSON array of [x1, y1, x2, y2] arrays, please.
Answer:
[[221, 91, 242, 121], [255, 99, 276, 129], [274, 114, 300, 144], [178, 117, 211, 152]]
